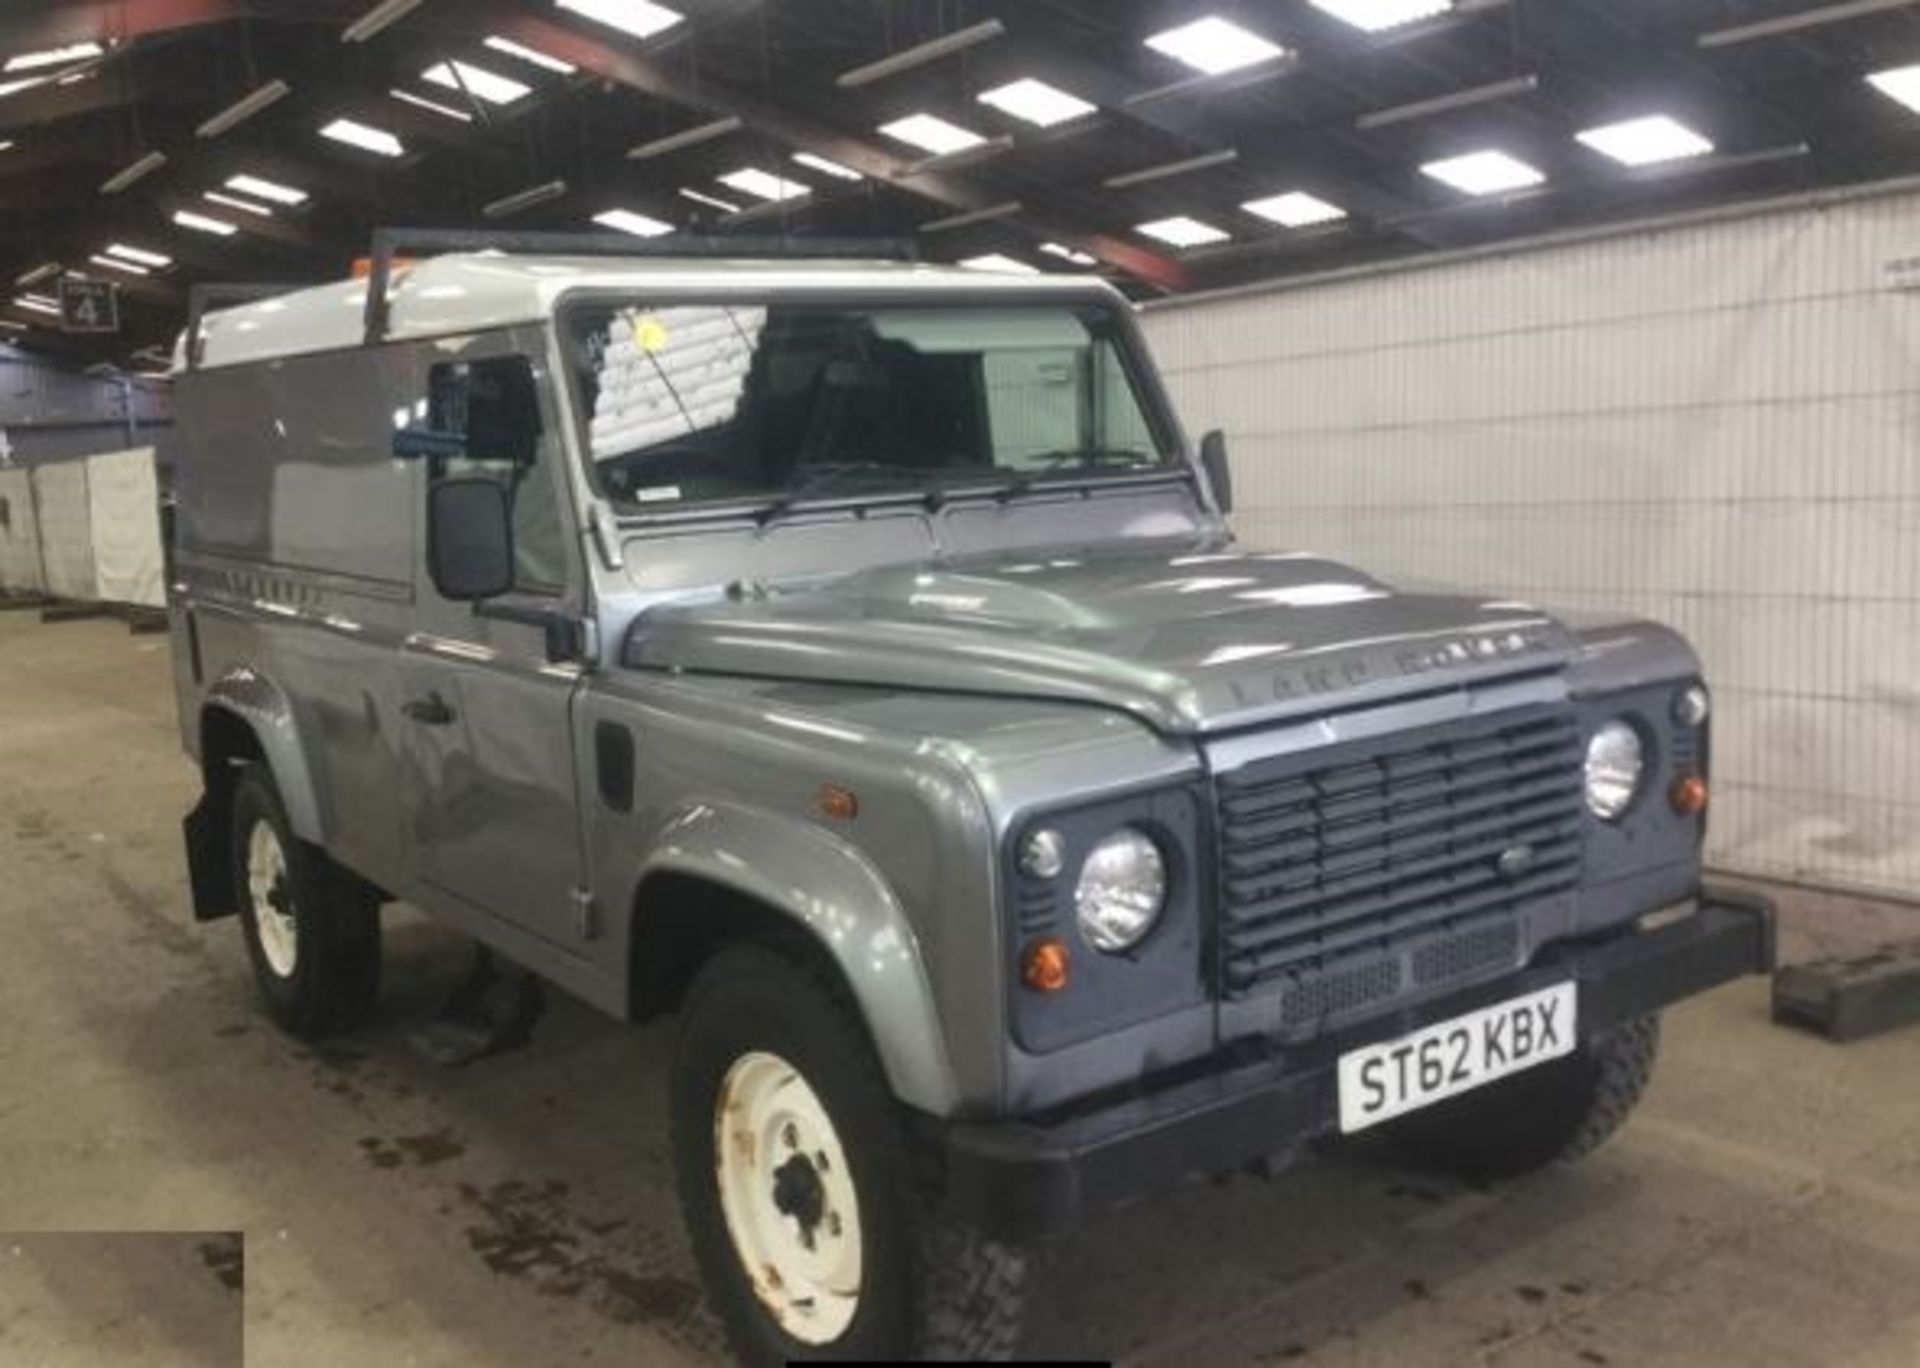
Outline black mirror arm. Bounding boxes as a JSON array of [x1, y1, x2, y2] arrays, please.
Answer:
[[473, 600, 594, 666]]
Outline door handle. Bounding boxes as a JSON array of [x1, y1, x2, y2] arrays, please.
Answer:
[[402, 692, 457, 726]]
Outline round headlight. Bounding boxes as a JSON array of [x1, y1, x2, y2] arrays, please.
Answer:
[[1074, 829, 1167, 953], [1585, 721, 1646, 821]]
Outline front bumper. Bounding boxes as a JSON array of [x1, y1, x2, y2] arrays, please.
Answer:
[[936, 886, 1773, 1244]]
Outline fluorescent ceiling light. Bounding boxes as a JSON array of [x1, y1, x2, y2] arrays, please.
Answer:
[[227, 174, 309, 205], [0, 76, 46, 99], [679, 187, 740, 212], [174, 209, 239, 236], [484, 35, 577, 73], [391, 87, 472, 121], [1104, 148, 1236, 189], [1577, 114, 1714, 166], [1243, 190, 1347, 227], [1868, 63, 1920, 115], [920, 201, 1022, 233], [485, 180, 568, 219], [555, 0, 684, 40], [90, 253, 149, 276], [4, 42, 104, 73], [593, 208, 674, 237], [1308, 0, 1451, 32], [57, 70, 96, 86], [878, 112, 985, 155], [422, 60, 530, 105], [977, 77, 1095, 127], [1040, 241, 1098, 266], [343, 0, 423, 42], [1137, 215, 1230, 247], [100, 150, 167, 194], [792, 151, 862, 180], [0, 139, 12, 152], [1144, 17, 1285, 76], [106, 244, 171, 268], [836, 19, 1005, 88], [196, 79, 292, 138], [717, 167, 809, 201], [1420, 148, 1545, 194], [321, 117, 406, 156], [628, 115, 740, 160], [204, 190, 274, 216], [14, 262, 60, 286], [959, 254, 1039, 275], [14, 295, 61, 316]]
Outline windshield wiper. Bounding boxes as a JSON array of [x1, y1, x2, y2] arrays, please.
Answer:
[[755, 462, 919, 528], [993, 447, 1158, 504]]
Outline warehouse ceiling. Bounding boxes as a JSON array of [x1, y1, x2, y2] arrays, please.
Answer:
[[5, 0, 1920, 370]]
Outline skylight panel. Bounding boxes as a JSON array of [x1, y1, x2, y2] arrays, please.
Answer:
[[717, 168, 809, 201], [1576, 114, 1713, 166], [555, 0, 684, 40], [320, 117, 406, 157], [90, 253, 149, 276], [391, 88, 473, 122], [1242, 190, 1346, 227], [1420, 149, 1544, 195], [1308, 0, 1451, 33], [959, 254, 1040, 275], [594, 208, 674, 237], [792, 151, 863, 181], [422, 60, 530, 106], [1144, 17, 1285, 76], [174, 209, 239, 236], [1039, 242, 1097, 266], [226, 174, 309, 205], [204, 190, 274, 217], [4, 42, 104, 73], [1137, 216, 1230, 247], [878, 112, 986, 155], [1867, 63, 1920, 116], [106, 244, 171, 268], [484, 35, 577, 73], [976, 77, 1095, 128]]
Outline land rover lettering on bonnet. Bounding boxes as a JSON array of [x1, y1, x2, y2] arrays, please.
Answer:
[[166, 229, 1773, 1365]]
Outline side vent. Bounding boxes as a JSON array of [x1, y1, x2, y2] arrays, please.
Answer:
[[595, 721, 635, 813]]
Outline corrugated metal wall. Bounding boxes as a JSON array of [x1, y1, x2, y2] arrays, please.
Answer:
[[1142, 186, 1920, 902]]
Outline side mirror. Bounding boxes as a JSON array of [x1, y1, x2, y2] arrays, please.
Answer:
[[1199, 429, 1234, 514], [428, 477, 514, 601]]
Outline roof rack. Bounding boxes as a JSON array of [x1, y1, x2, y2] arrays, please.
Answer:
[[360, 227, 922, 346], [183, 281, 320, 372]]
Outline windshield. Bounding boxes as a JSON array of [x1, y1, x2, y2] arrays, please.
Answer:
[[561, 299, 1179, 513]]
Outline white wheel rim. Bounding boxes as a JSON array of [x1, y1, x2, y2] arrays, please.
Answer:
[[714, 1050, 863, 1345], [246, 820, 298, 978]]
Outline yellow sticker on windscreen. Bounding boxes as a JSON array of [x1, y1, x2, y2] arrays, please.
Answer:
[[635, 315, 669, 353]]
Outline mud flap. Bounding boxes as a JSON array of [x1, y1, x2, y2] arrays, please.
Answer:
[[183, 794, 237, 921]]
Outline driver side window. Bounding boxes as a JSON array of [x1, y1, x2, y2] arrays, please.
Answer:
[[425, 356, 567, 597]]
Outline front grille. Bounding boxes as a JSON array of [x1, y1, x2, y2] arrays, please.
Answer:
[[1214, 706, 1584, 1008]]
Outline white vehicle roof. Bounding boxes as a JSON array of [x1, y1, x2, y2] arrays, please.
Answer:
[[175, 252, 1121, 372]]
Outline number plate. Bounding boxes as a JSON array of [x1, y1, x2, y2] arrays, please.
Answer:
[[1336, 982, 1578, 1134]]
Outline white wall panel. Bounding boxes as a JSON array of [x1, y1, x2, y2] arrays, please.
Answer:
[[0, 468, 44, 594], [85, 447, 163, 609], [31, 462, 96, 603], [1144, 187, 1920, 900]]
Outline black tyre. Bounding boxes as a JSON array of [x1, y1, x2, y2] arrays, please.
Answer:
[[671, 944, 1026, 1364], [229, 763, 381, 1039], [1385, 1014, 1661, 1182]]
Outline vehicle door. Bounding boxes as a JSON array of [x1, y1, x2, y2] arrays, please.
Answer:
[[399, 343, 591, 952]]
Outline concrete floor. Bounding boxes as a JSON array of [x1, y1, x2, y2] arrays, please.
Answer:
[[4, 611, 1920, 1367], [0, 1233, 242, 1368]]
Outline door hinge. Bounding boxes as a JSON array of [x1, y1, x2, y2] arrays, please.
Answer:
[[571, 887, 599, 940]]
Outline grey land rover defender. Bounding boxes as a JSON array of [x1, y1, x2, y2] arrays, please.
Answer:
[[167, 230, 1773, 1364]]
